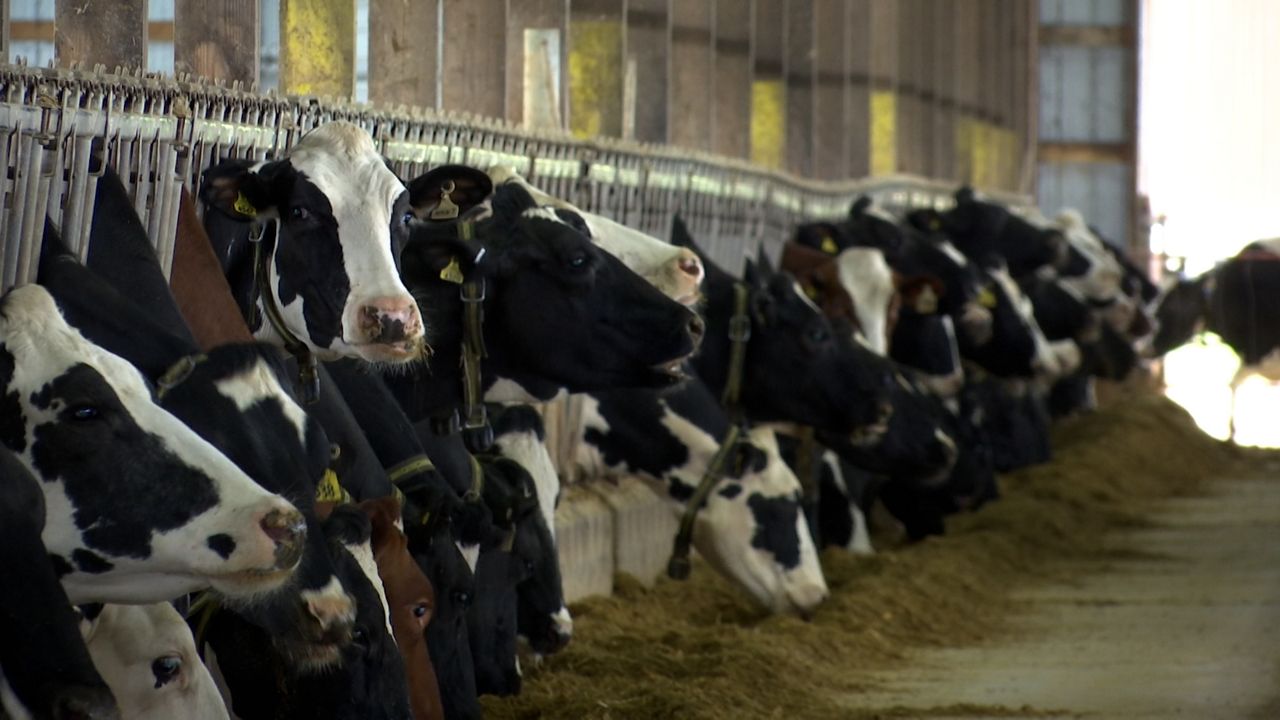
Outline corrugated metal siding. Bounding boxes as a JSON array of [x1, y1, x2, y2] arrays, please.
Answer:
[[1040, 0, 1127, 26], [1038, 45, 1130, 142], [1038, 162, 1131, 244]]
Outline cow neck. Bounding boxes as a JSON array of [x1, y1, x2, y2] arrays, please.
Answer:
[[154, 353, 209, 401], [667, 281, 753, 581], [249, 218, 320, 404], [421, 219, 495, 453]]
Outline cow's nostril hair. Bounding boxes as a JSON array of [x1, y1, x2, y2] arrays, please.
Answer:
[[261, 509, 306, 568], [358, 298, 422, 344], [677, 253, 703, 279]]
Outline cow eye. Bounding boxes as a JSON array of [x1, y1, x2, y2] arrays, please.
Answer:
[[70, 405, 100, 421], [567, 254, 589, 270], [151, 655, 182, 688], [452, 590, 472, 607], [400, 211, 415, 227], [352, 627, 368, 646], [412, 602, 429, 619], [807, 327, 830, 344], [290, 206, 310, 221]]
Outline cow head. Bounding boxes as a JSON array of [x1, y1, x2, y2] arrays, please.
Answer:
[[942, 188, 1068, 277], [0, 285, 305, 604], [486, 166, 704, 304], [407, 515, 480, 720], [890, 280, 966, 398], [1151, 275, 1211, 357], [80, 603, 226, 720], [895, 222, 995, 352], [201, 121, 424, 364], [401, 177, 702, 403]]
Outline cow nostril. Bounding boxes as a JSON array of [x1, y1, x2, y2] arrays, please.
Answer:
[[677, 254, 703, 279], [687, 314, 706, 342], [261, 509, 306, 567]]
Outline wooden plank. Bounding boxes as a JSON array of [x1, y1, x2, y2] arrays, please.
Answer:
[[506, 0, 568, 128], [1039, 24, 1132, 47], [55, 0, 146, 70], [568, 0, 624, 138], [175, 0, 259, 84], [785, 0, 815, 178], [751, 0, 786, 169], [668, 0, 713, 151], [368, 0, 438, 109], [713, 0, 751, 159], [442, 0, 506, 118], [279, 0, 355, 98], [812, 0, 846, 179], [932, 0, 956, 181], [868, 0, 897, 175], [846, 0, 871, 177], [11, 20, 175, 42], [627, 0, 669, 142], [1, 0, 10, 59]]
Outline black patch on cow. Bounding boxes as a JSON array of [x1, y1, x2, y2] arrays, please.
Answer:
[[71, 548, 113, 574], [552, 208, 591, 238], [717, 483, 743, 500], [0, 345, 26, 452], [746, 493, 802, 570], [28, 364, 220, 560], [265, 170, 348, 352], [490, 403, 546, 443], [668, 480, 695, 503], [207, 533, 237, 560], [583, 392, 691, 480], [78, 603, 105, 622], [48, 553, 74, 578]]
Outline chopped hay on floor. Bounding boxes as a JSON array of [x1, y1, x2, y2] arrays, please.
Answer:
[[483, 392, 1268, 720]]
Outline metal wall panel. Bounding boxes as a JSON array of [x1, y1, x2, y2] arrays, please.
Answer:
[[1038, 161, 1131, 246], [1039, 45, 1129, 142], [1040, 0, 1127, 26]]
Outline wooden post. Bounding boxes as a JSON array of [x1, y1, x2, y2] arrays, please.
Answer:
[[626, 0, 670, 142], [442, 0, 506, 118], [868, 0, 898, 176], [712, 0, 751, 159], [279, 0, 355, 98], [669, 0, 713, 152], [568, 0, 625, 138], [1, 0, 9, 61], [785, 0, 815, 178], [894, 0, 920, 176], [175, 0, 259, 85], [846, 0, 871, 177], [55, 0, 146, 71], [812, 0, 846, 180], [506, 0, 569, 129], [368, 0, 438, 109], [932, 0, 956, 181], [751, 0, 786, 170]]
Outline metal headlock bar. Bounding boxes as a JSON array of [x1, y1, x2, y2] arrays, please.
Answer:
[[0, 62, 1031, 296]]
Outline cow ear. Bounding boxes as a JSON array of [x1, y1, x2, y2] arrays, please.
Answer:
[[322, 504, 373, 547], [754, 245, 776, 279], [670, 213, 700, 252], [849, 196, 873, 219], [407, 165, 494, 220], [954, 186, 976, 205], [201, 159, 288, 222]]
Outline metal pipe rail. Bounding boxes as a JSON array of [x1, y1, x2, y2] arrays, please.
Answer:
[[0, 63, 1032, 293]]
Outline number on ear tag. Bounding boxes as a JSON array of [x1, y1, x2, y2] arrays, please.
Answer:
[[315, 469, 349, 503], [439, 257, 465, 284]]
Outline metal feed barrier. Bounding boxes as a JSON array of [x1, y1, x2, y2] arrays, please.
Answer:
[[0, 62, 1033, 602]]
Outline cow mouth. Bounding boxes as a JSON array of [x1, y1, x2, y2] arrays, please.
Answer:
[[274, 637, 345, 673], [675, 291, 703, 307], [208, 566, 296, 598], [648, 358, 689, 384], [349, 337, 430, 363]]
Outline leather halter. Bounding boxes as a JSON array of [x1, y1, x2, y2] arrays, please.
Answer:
[[248, 218, 320, 404], [154, 353, 209, 401], [668, 282, 754, 580]]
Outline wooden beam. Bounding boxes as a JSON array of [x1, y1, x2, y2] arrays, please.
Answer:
[[627, 0, 670, 142], [55, 0, 147, 71], [812, 0, 845, 179], [9, 20, 177, 42], [846, 0, 871, 177], [175, 1, 257, 84], [713, 0, 751, 159], [751, 0, 786, 169], [2, 0, 12, 58], [279, 0, 355, 98], [506, 0, 568, 128], [442, 0, 506, 119], [786, 0, 815, 178], [1039, 24, 1133, 48], [568, 0, 624, 138], [1038, 141, 1134, 165], [368, 0, 437, 109], [669, 0, 713, 152]]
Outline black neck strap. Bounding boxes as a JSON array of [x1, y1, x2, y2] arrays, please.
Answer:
[[250, 220, 320, 404]]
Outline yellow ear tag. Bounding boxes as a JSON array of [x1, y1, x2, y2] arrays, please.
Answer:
[[430, 180, 460, 220], [915, 285, 938, 314], [821, 236, 839, 255], [233, 192, 258, 218], [977, 285, 998, 309], [439, 257, 465, 284], [803, 283, 820, 301], [315, 468, 350, 503]]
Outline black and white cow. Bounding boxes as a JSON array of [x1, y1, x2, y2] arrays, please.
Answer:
[[201, 121, 425, 364], [0, 284, 305, 605], [933, 187, 1069, 279], [0, 445, 119, 720], [578, 378, 829, 616]]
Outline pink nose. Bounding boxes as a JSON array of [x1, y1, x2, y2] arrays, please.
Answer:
[[359, 297, 423, 344], [675, 249, 704, 282]]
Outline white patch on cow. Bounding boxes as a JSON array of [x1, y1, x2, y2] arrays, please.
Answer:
[[299, 575, 355, 634], [457, 542, 481, 573], [987, 265, 1061, 380], [918, 317, 966, 398], [484, 377, 563, 404], [863, 202, 899, 226], [494, 425, 560, 542], [820, 451, 873, 555], [486, 166, 703, 304], [834, 247, 896, 355], [342, 541, 395, 642], [790, 280, 822, 313], [1054, 208, 1124, 303], [0, 675, 33, 720], [213, 359, 310, 448], [551, 606, 574, 639], [266, 121, 421, 362], [936, 239, 970, 268], [82, 603, 229, 720], [0, 286, 301, 605]]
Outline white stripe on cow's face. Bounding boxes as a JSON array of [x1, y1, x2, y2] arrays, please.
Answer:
[[213, 360, 310, 448], [936, 239, 970, 268], [834, 247, 895, 356], [494, 430, 560, 542], [278, 122, 421, 363], [487, 167, 703, 304], [342, 540, 395, 643], [987, 265, 1060, 379], [0, 286, 302, 605], [864, 203, 899, 226]]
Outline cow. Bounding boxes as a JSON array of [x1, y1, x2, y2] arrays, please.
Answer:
[[775, 435, 874, 556], [1152, 241, 1280, 439], [482, 165, 704, 305], [0, 445, 119, 720], [387, 174, 702, 423], [931, 187, 1069, 279], [577, 379, 830, 616], [0, 284, 305, 605], [80, 603, 227, 720], [203, 504, 411, 720], [200, 121, 425, 364], [780, 240, 898, 355]]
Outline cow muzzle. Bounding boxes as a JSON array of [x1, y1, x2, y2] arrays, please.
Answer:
[[960, 302, 994, 346], [669, 248, 705, 306], [261, 507, 308, 571], [351, 296, 426, 361]]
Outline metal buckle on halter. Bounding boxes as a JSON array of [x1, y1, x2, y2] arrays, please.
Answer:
[[461, 405, 493, 453], [728, 314, 752, 343], [460, 278, 486, 303], [248, 218, 268, 244]]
